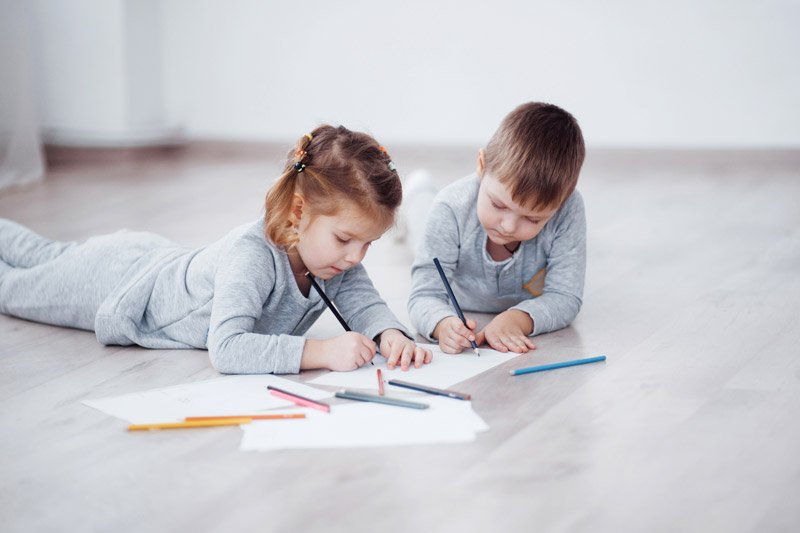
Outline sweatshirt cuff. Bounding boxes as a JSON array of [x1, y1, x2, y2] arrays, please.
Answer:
[[510, 301, 549, 336], [272, 334, 305, 374]]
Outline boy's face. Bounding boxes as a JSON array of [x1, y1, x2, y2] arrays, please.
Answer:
[[476, 172, 558, 246]]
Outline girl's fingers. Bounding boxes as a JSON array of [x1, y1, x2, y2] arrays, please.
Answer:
[[400, 343, 414, 370], [412, 346, 426, 368], [474, 330, 486, 347], [441, 337, 462, 354]]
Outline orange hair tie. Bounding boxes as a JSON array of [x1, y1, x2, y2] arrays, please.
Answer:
[[295, 149, 305, 156]]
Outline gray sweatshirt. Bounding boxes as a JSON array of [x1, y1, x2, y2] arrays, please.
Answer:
[[408, 174, 586, 340], [0, 216, 407, 374]]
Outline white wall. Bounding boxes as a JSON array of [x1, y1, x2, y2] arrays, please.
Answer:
[[32, 0, 178, 146], [29, 0, 800, 148]]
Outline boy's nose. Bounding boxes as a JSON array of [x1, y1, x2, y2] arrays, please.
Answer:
[[500, 216, 516, 234]]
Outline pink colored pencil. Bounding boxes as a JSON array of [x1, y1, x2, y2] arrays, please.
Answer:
[[267, 385, 331, 413]]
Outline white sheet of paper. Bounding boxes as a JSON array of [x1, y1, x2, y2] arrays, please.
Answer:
[[308, 343, 518, 390], [83, 375, 332, 424], [240, 396, 488, 451]]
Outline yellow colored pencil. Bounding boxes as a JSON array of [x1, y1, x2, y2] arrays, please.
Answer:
[[185, 414, 306, 421], [127, 418, 252, 431]]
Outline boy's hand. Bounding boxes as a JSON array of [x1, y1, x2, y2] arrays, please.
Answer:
[[301, 332, 376, 371], [433, 316, 478, 354], [475, 310, 536, 354], [379, 329, 433, 371]]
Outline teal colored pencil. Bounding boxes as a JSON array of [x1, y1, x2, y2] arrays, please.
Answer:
[[509, 356, 606, 376]]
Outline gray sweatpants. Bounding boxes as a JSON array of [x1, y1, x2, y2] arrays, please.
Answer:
[[0, 219, 151, 331]]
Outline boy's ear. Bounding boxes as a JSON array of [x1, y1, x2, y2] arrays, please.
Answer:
[[477, 149, 485, 177], [290, 193, 305, 226]]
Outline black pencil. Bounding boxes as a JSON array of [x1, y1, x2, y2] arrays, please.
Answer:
[[306, 272, 374, 365], [432, 258, 480, 355]]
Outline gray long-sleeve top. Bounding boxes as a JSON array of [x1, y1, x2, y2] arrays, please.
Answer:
[[95, 216, 408, 374], [408, 174, 586, 340]]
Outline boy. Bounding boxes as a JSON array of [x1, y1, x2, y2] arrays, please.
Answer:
[[407, 102, 586, 354]]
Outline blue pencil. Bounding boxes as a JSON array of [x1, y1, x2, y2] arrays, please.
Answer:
[[509, 356, 606, 376], [432, 257, 480, 356]]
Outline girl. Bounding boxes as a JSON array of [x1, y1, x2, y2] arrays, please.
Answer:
[[0, 125, 432, 373]]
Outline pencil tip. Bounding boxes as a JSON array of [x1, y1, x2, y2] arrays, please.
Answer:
[[474, 348, 480, 356]]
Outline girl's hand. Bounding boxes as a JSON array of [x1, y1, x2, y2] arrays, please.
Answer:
[[474, 310, 536, 354], [432, 316, 478, 354], [301, 332, 377, 371], [379, 329, 433, 371]]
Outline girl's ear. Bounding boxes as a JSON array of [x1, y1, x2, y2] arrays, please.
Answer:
[[290, 193, 305, 226], [477, 149, 485, 178]]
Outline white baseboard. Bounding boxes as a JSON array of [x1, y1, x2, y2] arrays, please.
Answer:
[[42, 126, 186, 148]]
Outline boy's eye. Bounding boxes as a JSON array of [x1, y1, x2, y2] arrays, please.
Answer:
[[491, 201, 505, 210], [526, 218, 542, 224]]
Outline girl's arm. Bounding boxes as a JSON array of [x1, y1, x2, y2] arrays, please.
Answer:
[[207, 243, 304, 374]]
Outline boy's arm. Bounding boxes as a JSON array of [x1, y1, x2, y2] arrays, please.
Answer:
[[408, 201, 462, 340], [511, 192, 587, 335], [332, 264, 412, 341], [207, 244, 305, 374]]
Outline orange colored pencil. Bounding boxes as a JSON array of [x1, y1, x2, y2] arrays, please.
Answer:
[[185, 414, 306, 422]]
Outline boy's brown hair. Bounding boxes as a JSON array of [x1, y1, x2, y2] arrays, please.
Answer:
[[265, 124, 402, 248], [483, 102, 585, 210]]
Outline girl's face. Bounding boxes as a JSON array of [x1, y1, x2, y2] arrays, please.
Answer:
[[476, 173, 558, 246], [295, 202, 389, 280]]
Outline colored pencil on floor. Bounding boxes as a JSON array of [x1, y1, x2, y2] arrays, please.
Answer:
[[509, 355, 606, 376]]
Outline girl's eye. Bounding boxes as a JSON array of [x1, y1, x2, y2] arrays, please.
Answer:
[[336, 236, 350, 244]]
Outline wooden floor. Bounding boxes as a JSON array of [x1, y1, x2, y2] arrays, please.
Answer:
[[1, 144, 799, 533]]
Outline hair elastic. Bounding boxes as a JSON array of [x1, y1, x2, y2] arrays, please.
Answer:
[[378, 146, 397, 172], [305, 133, 313, 141], [294, 162, 306, 172]]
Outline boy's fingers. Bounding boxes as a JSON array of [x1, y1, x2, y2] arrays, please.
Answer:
[[524, 337, 536, 350], [466, 319, 477, 330]]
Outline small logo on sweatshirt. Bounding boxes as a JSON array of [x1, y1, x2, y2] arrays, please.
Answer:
[[523, 268, 546, 297]]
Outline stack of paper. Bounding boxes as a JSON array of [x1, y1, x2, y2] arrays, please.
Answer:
[[308, 343, 518, 389], [83, 375, 331, 424], [240, 396, 488, 451]]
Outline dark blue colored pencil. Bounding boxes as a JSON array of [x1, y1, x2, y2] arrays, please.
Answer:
[[306, 272, 375, 365], [432, 257, 480, 355]]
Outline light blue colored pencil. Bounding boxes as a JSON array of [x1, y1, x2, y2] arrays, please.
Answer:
[[509, 356, 606, 376]]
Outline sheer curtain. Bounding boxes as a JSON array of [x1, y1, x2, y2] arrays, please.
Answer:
[[0, 0, 44, 191]]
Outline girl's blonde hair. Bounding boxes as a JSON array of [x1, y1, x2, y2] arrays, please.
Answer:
[[265, 125, 402, 248]]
